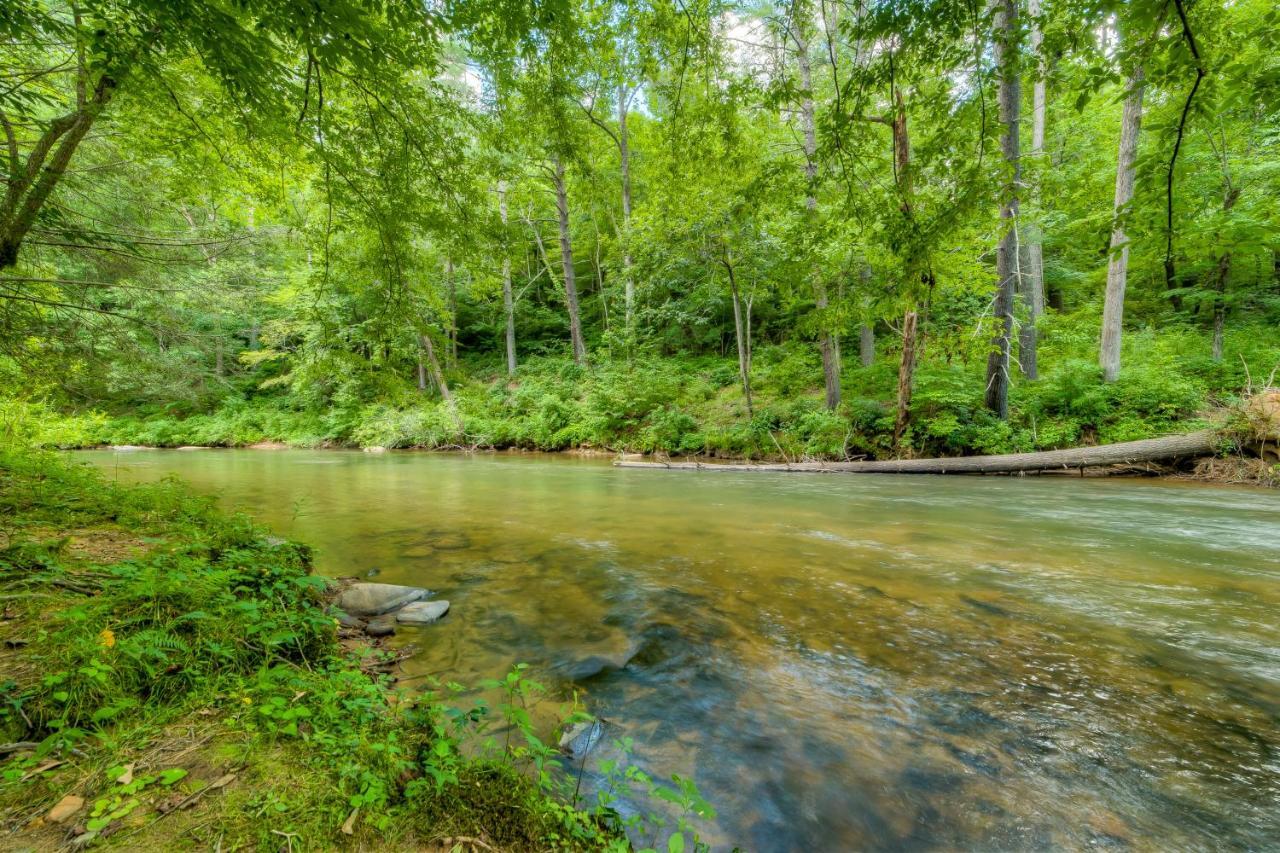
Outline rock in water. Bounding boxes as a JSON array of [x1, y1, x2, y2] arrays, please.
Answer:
[[337, 583, 429, 617], [558, 720, 606, 760], [396, 600, 450, 624], [365, 615, 396, 637]]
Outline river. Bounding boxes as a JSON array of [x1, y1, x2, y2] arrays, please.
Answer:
[[80, 448, 1280, 851]]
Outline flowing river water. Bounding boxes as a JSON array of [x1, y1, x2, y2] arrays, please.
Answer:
[[81, 449, 1280, 851]]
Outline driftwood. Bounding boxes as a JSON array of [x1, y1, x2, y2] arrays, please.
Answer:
[[614, 429, 1221, 475]]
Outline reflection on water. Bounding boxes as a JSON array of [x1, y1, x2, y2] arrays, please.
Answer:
[[81, 449, 1280, 850]]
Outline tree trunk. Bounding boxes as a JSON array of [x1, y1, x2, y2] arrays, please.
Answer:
[[1212, 251, 1229, 361], [214, 337, 224, 377], [1100, 65, 1146, 382], [619, 87, 635, 333], [498, 181, 516, 376], [417, 352, 428, 391], [725, 257, 753, 416], [893, 310, 917, 444], [1210, 182, 1238, 363], [0, 74, 116, 270], [859, 324, 875, 367], [984, 0, 1021, 419], [794, 18, 841, 411], [420, 332, 463, 432], [617, 429, 1220, 474], [1020, 0, 1047, 379], [444, 257, 458, 365], [553, 157, 587, 365]]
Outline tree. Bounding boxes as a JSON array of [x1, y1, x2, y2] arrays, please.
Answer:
[[983, 0, 1022, 418], [1099, 65, 1146, 383], [0, 0, 436, 271]]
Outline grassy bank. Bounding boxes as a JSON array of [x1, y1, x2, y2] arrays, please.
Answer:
[[0, 450, 712, 850], [5, 316, 1277, 464]]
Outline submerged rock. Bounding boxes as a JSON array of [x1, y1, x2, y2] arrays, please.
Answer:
[[559, 720, 607, 761], [396, 600, 450, 624], [555, 650, 636, 682], [365, 615, 397, 637], [337, 582, 429, 617]]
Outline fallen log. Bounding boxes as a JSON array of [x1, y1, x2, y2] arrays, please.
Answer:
[[613, 429, 1221, 475]]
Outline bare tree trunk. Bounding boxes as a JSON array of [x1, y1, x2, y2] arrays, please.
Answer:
[[984, 0, 1021, 418], [724, 257, 753, 416], [214, 337, 224, 377], [794, 16, 841, 411], [859, 324, 875, 367], [1100, 65, 1146, 382], [1020, 0, 1047, 379], [619, 87, 635, 332], [894, 311, 918, 444], [553, 157, 587, 365], [417, 351, 428, 391], [498, 181, 516, 376]]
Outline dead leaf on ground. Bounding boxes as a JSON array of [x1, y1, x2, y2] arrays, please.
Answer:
[[341, 806, 359, 835], [47, 794, 85, 823], [116, 762, 135, 785], [21, 759, 64, 782]]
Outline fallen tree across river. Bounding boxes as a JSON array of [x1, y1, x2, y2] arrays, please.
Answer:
[[614, 429, 1223, 475]]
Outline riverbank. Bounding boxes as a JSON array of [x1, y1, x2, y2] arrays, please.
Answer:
[[0, 448, 696, 850]]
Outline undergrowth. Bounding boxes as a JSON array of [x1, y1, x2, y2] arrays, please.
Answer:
[[7, 314, 1278, 462]]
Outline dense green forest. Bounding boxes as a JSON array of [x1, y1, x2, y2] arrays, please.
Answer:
[[1, 0, 1277, 461]]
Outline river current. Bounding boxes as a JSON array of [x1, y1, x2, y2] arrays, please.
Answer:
[[81, 449, 1280, 851]]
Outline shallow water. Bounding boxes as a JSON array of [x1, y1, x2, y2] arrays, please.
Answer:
[[81, 449, 1280, 850]]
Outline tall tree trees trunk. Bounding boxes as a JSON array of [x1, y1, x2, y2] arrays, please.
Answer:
[[444, 257, 458, 365], [1211, 256, 1228, 362], [859, 324, 875, 367], [619, 87, 635, 333], [1020, 0, 1047, 379], [858, 266, 875, 367], [1099, 65, 1146, 382], [552, 157, 587, 365], [794, 14, 841, 411], [1210, 184, 1239, 362], [984, 0, 1021, 419], [893, 311, 918, 445], [498, 181, 516, 376], [723, 256, 753, 416]]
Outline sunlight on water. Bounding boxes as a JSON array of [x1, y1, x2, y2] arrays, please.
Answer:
[[82, 449, 1280, 850]]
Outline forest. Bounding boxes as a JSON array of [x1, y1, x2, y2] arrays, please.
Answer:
[[0, 0, 1276, 465], [2, 1, 1280, 851]]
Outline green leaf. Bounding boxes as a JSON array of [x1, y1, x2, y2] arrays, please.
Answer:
[[158, 768, 188, 786], [667, 832, 685, 853]]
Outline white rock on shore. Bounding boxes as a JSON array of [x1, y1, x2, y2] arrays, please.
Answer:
[[337, 582, 429, 617], [396, 600, 450, 624]]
